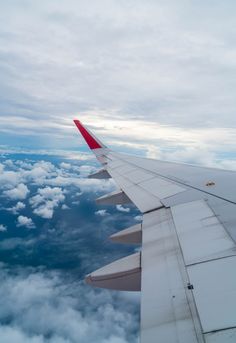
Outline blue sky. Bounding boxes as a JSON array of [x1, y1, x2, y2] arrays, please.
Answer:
[[0, 1, 236, 342]]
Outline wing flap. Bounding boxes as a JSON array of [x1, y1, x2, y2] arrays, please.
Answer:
[[86, 252, 141, 291], [96, 189, 131, 205], [141, 208, 202, 343], [171, 200, 236, 265], [110, 223, 142, 244], [88, 169, 111, 179], [188, 256, 236, 333]]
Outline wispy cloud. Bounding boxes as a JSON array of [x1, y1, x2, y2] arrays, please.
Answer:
[[0, 224, 7, 232]]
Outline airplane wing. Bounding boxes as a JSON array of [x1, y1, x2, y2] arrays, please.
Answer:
[[74, 119, 236, 343]]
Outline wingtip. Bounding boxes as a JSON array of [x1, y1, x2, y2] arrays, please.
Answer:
[[73, 119, 103, 150]]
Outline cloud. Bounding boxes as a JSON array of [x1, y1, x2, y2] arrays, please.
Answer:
[[17, 215, 35, 229], [0, 0, 235, 170], [116, 205, 130, 213], [30, 186, 65, 219], [8, 201, 26, 214], [0, 238, 36, 251], [0, 325, 44, 343], [61, 204, 69, 210], [0, 267, 139, 343], [3, 183, 29, 200], [0, 170, 21, 188], [0, 155, 140, 343], [59, 162, 71, 170], [134, 215, 142, 222], [77, 165, 97, 177], [95, 209, 108, 217], [0, 159, 117, 226], [0, 225, 7, 232], [44, 176, 116, 193]]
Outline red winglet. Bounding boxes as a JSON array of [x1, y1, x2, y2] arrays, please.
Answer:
[[74, 120, 103, 150]]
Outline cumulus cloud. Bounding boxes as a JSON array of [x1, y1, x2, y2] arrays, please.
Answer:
[[0, 170, 21, 188], [134, 215, 142, 222], [3, 183, 29, 200], [95, 209, 108, 217], [23, 161, 56, 184], [0, 154, 141, 342], [45, 176, 116, 193], [8, 201, 26, 214], [61, 204, 69, 210], [77, 165, 97, 177], [60, 162, 71, 170], [0, 225, 7, 232], [5, 158, 115, 194], [116, 205, 130, 213], [0, 267, 139, 343], [17, 216, 35, 229], [0, 158, 117, 226], [30, 187, 65, 219]]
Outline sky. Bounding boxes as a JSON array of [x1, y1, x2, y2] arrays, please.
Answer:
[[0, 1, 236, 342], [0, 0, 236, 167]]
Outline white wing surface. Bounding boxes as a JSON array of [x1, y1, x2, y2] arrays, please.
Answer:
[[74, 120, 236, 343]]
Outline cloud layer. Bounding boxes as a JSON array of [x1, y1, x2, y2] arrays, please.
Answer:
[[0, 266, 139, 343], [0, 0, 235, 165], [0, 153, 141, 342]]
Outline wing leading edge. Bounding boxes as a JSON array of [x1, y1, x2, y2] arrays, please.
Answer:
[[74, 119, 236, 343]]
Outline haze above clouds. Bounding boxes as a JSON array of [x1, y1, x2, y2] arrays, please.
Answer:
[[0, 0, 235, 166]]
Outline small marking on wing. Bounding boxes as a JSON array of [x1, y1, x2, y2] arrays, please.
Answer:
[[206, 181, 215, 187]]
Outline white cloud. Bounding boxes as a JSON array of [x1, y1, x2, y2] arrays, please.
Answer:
[[0, 268, 139, 343], [8, 201, 26, 214], [30, 187, 65, 219], [95, 210, 108, 217], [134, 215, 142, 222], [61, 204, 69, 210], [44, 175, 116, 194], [60, 162, 71, 170], [17, 216, 35, 229], [77, 165, 97, 177], [0, 170, 21, 188], [0, 163, 4, 173], [33, 203, 54, 219], [0, 225, 7, 232], [23, 161, 56, 183], [3, 183, 29, 200], [116, 205, 130, 213], [0, 325, 44, 343]]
